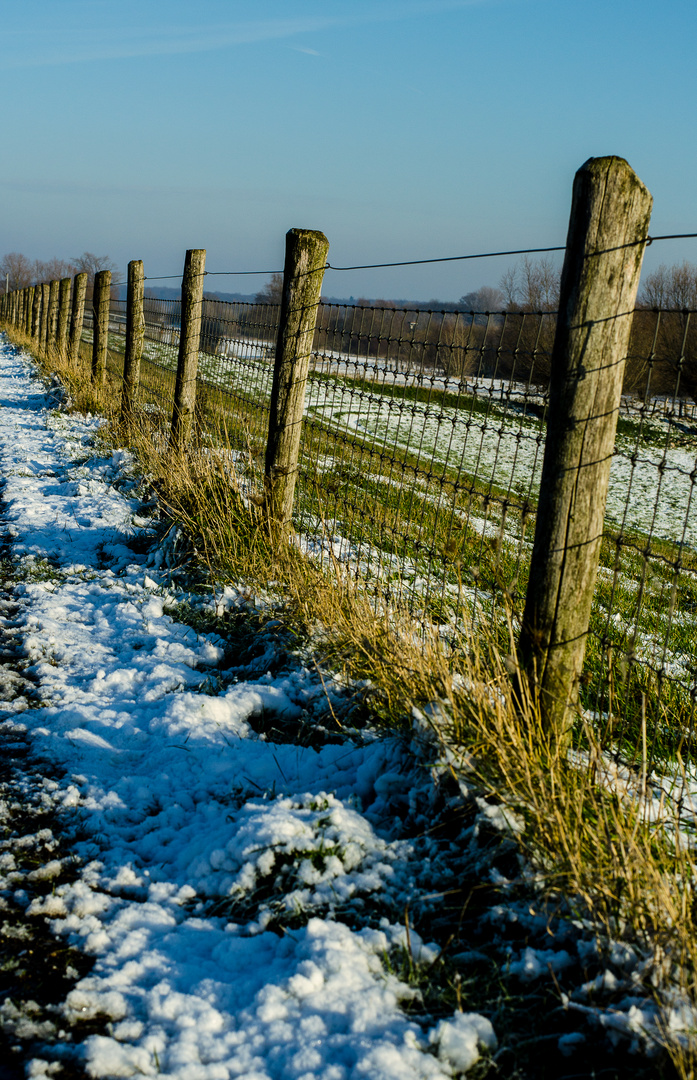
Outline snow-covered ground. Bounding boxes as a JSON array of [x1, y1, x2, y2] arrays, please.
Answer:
[[0, 337, 693, 1079], [0, 343, 499, 1076]]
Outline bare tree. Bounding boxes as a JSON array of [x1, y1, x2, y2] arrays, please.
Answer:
[[459, 285, 505, 312], [72, 252, 120, 298], [254, 272, 283, 304], [0, 252, 33, 291], [498, 266, 519, 310], [631, 261, 697, 399], [499, 256, 560, 312], [639, 262, 697, 309], [32, 257, 77, 285]]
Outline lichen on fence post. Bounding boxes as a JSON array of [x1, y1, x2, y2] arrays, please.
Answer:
[[57, 277, 72, 361], [518, 156, 653, 739], [48, 280, 60, 352], [68, 272, 87, 368], [31, 286, 42, 341], [40, 283, 50, 353], [264, 228, 329, 530], [171, 249, 206, 452], [25, 287, 34, 337], [121, 260, 145, 425], [92, 270, 112, 385]]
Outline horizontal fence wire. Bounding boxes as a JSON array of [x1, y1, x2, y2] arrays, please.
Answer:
[[84, 291, 697, 750]]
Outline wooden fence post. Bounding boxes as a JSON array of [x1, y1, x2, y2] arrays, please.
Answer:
[[57, 277, 72, 359], [518, 156, 652, 738], [92, 269, 111, 384], [264, 228, 329, 527], [171, 249, 206, 451], [25, 287, 34, 336], [32, 285, 42, 340], [48, 280, 60, 351], [40, 283, 50, 352], [68, 272, 88, 366], [121, 259, 145, 423]]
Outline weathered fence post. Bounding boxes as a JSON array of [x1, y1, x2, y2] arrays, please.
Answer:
[[57, 277, 72, 360], [171, 249, 206, 451], [40, 283, 51, 352], [68, 272, 88, 367], [48, 280, 60, 351], [518, 156, 653, 739], [264, 228, 329, 528], [31, 285, 42, 340], [121, 260, 145, 424], [91, 269, 111, 384], [25, 287, 34, 336]]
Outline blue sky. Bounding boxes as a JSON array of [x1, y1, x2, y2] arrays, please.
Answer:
[[2, 0, 696, 300]]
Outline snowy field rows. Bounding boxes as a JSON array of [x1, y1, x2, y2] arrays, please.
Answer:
[[135, 330, 697, 549]]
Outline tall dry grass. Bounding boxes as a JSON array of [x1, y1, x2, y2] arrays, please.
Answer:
[[4, 318, 697, 1075]]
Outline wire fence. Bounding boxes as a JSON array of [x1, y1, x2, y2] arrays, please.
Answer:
[[4, 157, 697, 753], [80, 286, 697, 752]]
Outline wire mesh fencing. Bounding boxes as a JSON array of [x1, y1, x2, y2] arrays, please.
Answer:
[[294, 302, 696, 750], [76, 290, 697, 749], [5, 214, 696, 749], [294, 305, 552, 641], [104, 294, 279, 499], [585, 308, 697, 754]]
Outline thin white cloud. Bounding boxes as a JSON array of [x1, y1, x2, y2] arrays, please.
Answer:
[[288, 46, 322, 57], [0, 1, 492, 69]]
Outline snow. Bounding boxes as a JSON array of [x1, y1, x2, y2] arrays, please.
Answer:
[[0, 335, 695, 1075], [0, 339, 497, 1077]]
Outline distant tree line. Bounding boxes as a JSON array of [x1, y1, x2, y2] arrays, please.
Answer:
[[6, 246, 692, 399], [200, 257, 697, 398], [309, 257, 697, 398], [0, 251, 119, 299]]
